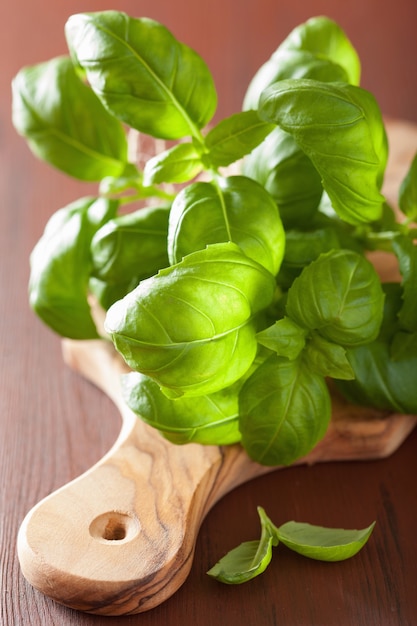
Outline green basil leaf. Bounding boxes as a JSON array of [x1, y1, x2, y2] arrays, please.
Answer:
[[242, 127, 323, 227], [12, 56, 129, 181], [244, 51, 349, 111], [277, 225, 344, 288], [277, 520, 375, 561], [256, 318, 307, 360], [286, 250, 385, 346], [105, 242, 276, 398], [91, 205, 170, 284], [277, 16, 360, 85], [121, 371, 241, 445], [143, 143, 203, 185], [305, 333, 355, 379], [243, 16, 360, 110], [204, 111, 275, 168], [259, 79, 388, 225], [29, 197, 119, 338], [207, 507, 278, 583], [337, 284, 417, 413], [398, 152, 417, 221], [239, 354, 331, 466], [168, 176, 285, 275], [65, 11, 217, 139], [392, 236, 417, 332]]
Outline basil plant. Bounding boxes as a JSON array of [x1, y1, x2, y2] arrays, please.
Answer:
[[12, 12, 417, 466]]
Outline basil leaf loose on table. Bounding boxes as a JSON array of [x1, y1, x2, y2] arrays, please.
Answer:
[[259, 79, 388, 225], [65, 11, 217, 140], [104, 242, 276, 398], [276, 520, 376, 561], [208, 507, 375, 584], [11, 56, 131, 181], [29, 196, 118, 338], [207, 508, 278, 584]]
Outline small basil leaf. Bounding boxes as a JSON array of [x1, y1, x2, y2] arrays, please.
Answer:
[[239, 354, 331, 466], [392, 236, 417, 332], [207, 507, 278, 584], [143, 143, 203, 185], [91, 205, 170, 285], [168, 176, 285, 275], [398, 152, 417, 221], [277, 520, 375, 561], [256, 318, 307, 360], [286, 250, 385, 347], [121, 371, 241, 445], [12, 56, 129, 181], [105, 242, 276, 397], [29, 196, 119, 338], [65, 11, 217, 139], [259, 79, 388, 225], [305, 333, 355, 380], [204, 111, 275, 168], [242, 127, 323, 227]]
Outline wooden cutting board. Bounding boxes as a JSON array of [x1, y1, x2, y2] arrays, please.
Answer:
[[16, 120, 417, 616]]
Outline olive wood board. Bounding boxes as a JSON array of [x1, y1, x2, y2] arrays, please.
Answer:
[[16, 337, 417, 616]]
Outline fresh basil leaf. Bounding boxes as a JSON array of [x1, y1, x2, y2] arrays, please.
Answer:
[[29, 197, 118, 338], [105, 242, 276, 398], [277, 225, 343, 288], [168, 175, 285, 275], [207, 507, 278, 583], [277, 520, 375, 561], [204, 111, 275, 168], [305, 333, 355, 379], [121, 371, 241, 445], [337, 283, 417, 413], [392, 236, 417, 332], [91, 205, 170, 285], [243, 127, 323, 227], [243, 16, 360, 110], [143, 143, 203, 185], [286, 250, 385, 346], [259, 79, 388, 225], [277, 16, 361, 85], [390, 329, 417, 361], [256, 318, 307, 360], [12, 56, 129, 181], [244, 51, 349, 111], [239, 354, 331, 466], [398, 152, 417, 221], [65, 11, 217, 139]]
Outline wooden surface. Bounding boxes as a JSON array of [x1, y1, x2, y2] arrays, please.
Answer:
[[15, 339, 416, 616], [2, 2, 417, 625]]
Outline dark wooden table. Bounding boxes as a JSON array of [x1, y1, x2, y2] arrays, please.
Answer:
[[2, 2, 417, 625]]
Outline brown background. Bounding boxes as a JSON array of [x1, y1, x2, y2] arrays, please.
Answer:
[[1, 1, 417, 625]]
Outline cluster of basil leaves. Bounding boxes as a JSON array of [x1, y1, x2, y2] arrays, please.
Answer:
[[12, 12, 417, 467]]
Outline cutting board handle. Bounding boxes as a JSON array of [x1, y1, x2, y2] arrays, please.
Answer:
[[17, 338, 416, 616]]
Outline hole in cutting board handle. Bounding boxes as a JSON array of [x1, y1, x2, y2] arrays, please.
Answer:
[[89, 511, 140, 543]]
